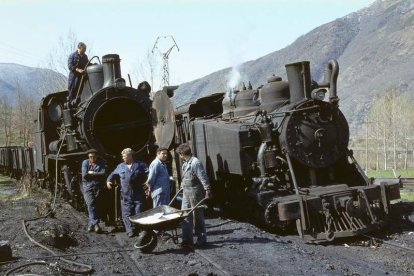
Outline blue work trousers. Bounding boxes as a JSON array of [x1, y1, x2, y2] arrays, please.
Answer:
[[152, 191, 170, 208], [181, 187, 206, 245], [121, 196, 143, 234], [82, 183, 102, 226]]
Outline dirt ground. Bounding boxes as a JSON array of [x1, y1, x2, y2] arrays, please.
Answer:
[[1, 177, 414, 276]]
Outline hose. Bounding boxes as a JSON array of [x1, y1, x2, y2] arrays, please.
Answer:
[[5, 215, 93, 275]]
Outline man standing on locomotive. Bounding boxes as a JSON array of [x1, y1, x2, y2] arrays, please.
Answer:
[[176, 143, 212, 250], [67, 42, 88, 106], [145, 147, 170, 208], [106, 148, 149, 238], [81, 149, 106, 233]]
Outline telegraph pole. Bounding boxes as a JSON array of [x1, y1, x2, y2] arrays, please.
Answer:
[[152, 35, 179, 88]]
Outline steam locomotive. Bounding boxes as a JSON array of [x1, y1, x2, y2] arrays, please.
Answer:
[[0, 54, 175, 217], [172, 60, 401, 242]]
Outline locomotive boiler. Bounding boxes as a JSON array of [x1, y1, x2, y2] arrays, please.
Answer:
[[174, 60, 401, 242], [32, 54, 156, 210]]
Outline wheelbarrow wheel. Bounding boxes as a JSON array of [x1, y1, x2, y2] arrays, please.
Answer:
[[134, 230, 157, 253]]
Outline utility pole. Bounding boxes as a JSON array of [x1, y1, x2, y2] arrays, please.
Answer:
[[152, 35, 179, 88]]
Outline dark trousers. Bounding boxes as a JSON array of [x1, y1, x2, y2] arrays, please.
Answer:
[[181, 186, 206, 245], [82, 183, 102, 226], [121, 196, 143, 233]]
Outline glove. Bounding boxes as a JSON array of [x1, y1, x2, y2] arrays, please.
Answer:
[[205, 189, 212, 199]]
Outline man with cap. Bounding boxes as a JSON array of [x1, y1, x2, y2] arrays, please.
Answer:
[[81, 149, 106, 233]]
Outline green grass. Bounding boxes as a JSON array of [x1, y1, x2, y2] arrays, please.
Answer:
[[0, 175, 15, 184], [400, 190, 414, 202], [366, 168, 414, 178], [0, 175, 16, 199]]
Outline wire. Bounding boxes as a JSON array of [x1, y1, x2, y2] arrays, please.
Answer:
[[4, 215, 93, 275], [52, 129, 67, 210]]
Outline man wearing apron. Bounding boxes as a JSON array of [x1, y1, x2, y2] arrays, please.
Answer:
[[176, 143, 212, 250]]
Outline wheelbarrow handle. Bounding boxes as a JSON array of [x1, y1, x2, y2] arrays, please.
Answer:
[[165, 196, 208, 216], [186, 197, 208, 216], [168, 188, 183, 206]]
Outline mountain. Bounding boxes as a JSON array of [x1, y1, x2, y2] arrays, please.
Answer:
[[172, 0, 414, 134], [0, 63, 66, 104]]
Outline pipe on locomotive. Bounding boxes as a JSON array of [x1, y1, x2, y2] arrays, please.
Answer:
[[318, 59, 339, 105], [285, 61, 312, 104]]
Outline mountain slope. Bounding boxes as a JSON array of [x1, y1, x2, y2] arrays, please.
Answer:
[[173, 0, 414, 134], [0, 63, 66, 104]]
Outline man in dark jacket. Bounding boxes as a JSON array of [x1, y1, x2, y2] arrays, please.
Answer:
[[81, 149, 106, 233], [68, 42, 88, 105]]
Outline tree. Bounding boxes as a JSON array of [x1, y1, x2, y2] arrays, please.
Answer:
[[0, 96, 13, 146], [366, 88, 414, 171], [136, 49, 160, 95], [42, 30, 85, 92], [14, 78, 37, 146]]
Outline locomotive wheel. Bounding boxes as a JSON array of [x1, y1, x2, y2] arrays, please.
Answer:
[[264, 201, 291, 233], [134, 230, 158, 253]]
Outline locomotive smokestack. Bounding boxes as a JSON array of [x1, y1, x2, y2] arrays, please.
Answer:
[[285, 61, 312, 104], [102, 54, 122, 88]]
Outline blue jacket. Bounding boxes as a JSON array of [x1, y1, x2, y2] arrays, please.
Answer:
[[67, 51, 88, 92], [147, 158, 170, 198], [81, 159, 106, 185], [107, 161, 149, 200]]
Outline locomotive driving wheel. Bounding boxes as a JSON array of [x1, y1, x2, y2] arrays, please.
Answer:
[[264, 200, 291, 232]]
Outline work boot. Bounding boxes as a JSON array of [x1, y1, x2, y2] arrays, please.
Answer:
[[180, 240, 194, 252], [195, 239, 206, 247], [94, 224, 101, 233], [87, 225, 94, 232]]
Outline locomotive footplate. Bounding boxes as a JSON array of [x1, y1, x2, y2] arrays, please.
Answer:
[[272, 181, 401, 242]]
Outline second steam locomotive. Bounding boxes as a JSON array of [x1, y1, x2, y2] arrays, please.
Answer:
[[173, 60, 401, 242]]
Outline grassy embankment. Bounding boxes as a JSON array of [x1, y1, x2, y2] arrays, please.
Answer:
[[0, 175, 16, 199]]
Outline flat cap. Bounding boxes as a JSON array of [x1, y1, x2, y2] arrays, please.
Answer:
[[87, 148, 98, 154]]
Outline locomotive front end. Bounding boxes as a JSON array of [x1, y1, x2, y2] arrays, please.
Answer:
[[34, 53, 155, 210], [256, 60, 402, 242]]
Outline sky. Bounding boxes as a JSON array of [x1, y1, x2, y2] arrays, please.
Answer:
[[0, 0, 376, 89]]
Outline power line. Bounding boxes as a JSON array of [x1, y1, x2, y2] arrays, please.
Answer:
[[0, 42, 49, 65], [152, 35, 179, 88]]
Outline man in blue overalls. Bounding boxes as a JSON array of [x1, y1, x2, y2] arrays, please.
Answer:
[[176, 143, 212, 250], [67, 42, 88, 105], [106, 148, 149, 237], [81, 149, 106, 233]]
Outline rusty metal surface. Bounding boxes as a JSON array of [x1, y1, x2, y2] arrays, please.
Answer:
[[152, 89, 176, 150]]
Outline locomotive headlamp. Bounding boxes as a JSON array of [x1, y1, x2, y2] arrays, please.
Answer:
[[311, 89, 326, 101], [115, 78, 126, 89]]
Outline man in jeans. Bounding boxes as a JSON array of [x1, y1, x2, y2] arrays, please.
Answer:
[[176, 143, 212, 250], [81, 149, 106, 233]]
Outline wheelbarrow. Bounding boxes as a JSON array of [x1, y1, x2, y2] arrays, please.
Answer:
[[129, 189, 207, 253]]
